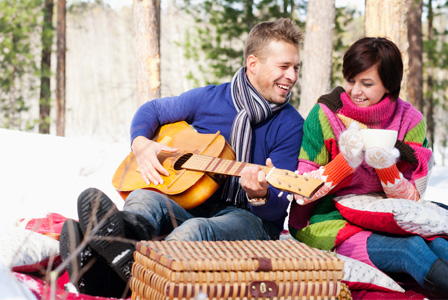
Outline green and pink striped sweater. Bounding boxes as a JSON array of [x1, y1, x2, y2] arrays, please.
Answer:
[[288, 87, 433, 254]]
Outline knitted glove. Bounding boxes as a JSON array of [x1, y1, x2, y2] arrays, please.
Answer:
[[339, 122, 364, 169], [365, 147, 400, 169]]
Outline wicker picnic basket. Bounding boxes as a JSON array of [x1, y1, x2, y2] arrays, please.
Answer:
[[130, 239, 351, 300]]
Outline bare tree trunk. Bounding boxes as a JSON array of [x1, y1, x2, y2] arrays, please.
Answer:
[[39, 0, 54, 134], [299, 0, 335, 118], [56, 0, 66, 136], [407, 0, 423, 111], [133, 0, 161, 106], [365, 0, 409, 102], [426, 0, 435, 149]]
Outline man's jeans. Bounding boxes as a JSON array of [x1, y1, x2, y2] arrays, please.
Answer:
[[367, 233, 448, 286], [123, 189, 279, 241]]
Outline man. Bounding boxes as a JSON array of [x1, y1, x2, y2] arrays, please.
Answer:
[[60, 18, 304, 297]]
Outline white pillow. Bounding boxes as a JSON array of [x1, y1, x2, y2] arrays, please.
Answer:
[[334, 193, 448, 238], [0, 226, 59, 269], [336, 253, 405, 293]]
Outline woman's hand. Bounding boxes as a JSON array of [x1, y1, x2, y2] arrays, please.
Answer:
[[365, 147, 400, 169], [339, 122, 364, 169], [131, 136, 178, 185]]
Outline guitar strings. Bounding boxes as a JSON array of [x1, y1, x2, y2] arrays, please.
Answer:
[[185, 154, 312, 196], [265, 167, 276, 181]]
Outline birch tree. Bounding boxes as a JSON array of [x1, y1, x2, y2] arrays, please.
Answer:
[[365, 0, 409, 102], [299, 0, 335, 117]]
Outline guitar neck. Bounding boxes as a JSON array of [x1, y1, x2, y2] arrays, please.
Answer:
[[181, 153, 323, 198], [182, 154, 259, 177]]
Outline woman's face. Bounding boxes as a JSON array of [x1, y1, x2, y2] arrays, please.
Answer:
[[345, 64, 389, 107]]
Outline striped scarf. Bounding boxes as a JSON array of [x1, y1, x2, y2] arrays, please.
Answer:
[[223, 67, 290, 207]]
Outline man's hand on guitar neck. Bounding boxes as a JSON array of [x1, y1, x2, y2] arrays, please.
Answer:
[[131, 136, 178, 185], [240, 158, 274, 201]]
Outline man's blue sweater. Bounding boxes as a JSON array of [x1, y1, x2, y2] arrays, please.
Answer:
[[130, 83, 304, 232]]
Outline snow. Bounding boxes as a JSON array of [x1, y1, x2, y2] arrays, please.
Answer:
[[0, 128, 130, 227]]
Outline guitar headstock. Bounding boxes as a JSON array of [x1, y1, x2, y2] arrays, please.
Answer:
[[265, 168, 324, 198]]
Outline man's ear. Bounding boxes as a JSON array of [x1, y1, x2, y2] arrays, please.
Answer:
[[246, 54, 258, 75]]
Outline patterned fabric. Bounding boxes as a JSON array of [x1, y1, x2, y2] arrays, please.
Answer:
[[224, 67, 289, 207], [0, 226, 59, 269], [335, 194, 448, 238], [288, 87, 433, 251], [336, 253, 405, 293], [375, 165, 419, 200]]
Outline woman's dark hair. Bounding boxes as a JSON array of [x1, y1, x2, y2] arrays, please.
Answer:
[[342, 37, 403, 101]]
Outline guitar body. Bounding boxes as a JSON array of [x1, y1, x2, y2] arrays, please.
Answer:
[[112, 121, 235, 209]]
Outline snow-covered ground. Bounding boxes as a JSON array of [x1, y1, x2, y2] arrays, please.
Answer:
[[0, 128, 130, 226], [1, 128, 448, 227]]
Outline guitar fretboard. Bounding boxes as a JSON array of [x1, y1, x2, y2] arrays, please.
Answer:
[[182, 154, 256, 176], [180, 153, 323, 197]]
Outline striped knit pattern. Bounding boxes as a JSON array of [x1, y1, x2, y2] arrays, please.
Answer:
[[376, 165, 401, 185], [224, 67, 289, 207], [289, 87, 432, 252], [335, 231, 376, 268]]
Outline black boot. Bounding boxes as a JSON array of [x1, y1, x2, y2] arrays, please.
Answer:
[[59, 219, 130, 298], [77, 188, 136, 282], [423, 258, 448, 299]]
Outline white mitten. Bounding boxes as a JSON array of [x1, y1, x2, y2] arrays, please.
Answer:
[[365, 147, 400, 169], [339, 122, 364, 169]]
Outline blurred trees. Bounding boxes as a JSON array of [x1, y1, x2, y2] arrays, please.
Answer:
[[176, 1, 306, 93], [299, 0, 335, 117], [423, 0, 448, 155], [0, 0, 447, 158], [39, 0, 54, 134], [175, 0, 358, 110], [0, 0, 43, 130]]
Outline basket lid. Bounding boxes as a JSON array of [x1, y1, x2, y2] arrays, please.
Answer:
[[135, 239, 344, 272]]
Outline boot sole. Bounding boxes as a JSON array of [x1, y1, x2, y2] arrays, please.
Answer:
[[59, 219, 92, 288], [77, 188, 134, 281]]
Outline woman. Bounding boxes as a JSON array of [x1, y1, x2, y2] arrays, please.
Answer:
[[288, 37, 448, 298]]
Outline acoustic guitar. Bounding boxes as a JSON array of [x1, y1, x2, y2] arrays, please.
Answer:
[[112, 121, 323, 209]]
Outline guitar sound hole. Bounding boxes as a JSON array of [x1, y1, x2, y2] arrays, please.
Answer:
[[174, 153, 194, 170]]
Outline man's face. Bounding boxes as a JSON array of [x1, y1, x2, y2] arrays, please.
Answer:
[[246, 40, 300, 104]]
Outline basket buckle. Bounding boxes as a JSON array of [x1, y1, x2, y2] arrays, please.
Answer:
[[249, 281, 278, 297]]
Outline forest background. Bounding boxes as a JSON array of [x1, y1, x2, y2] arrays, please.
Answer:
[[1, 0, 447, 166]]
